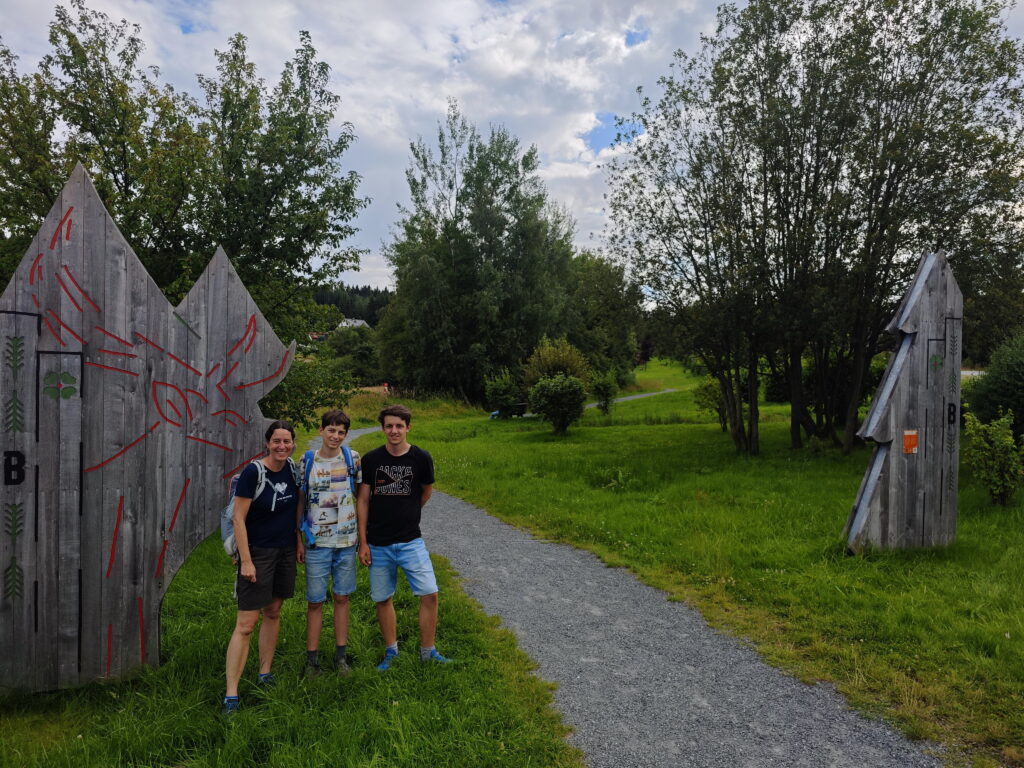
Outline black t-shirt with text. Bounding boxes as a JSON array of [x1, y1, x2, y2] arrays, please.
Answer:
[[362, 444, 435, 546]]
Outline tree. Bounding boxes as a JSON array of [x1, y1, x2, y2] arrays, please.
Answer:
[[0, 1, 365, 342], [564, 252, 642, 385], [608, 0, 1024, 454], [378, 100, 573, 400], [327, 324, 380, 386], [528, 374, 587, 435]]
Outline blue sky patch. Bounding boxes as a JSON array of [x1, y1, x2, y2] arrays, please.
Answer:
[[582, 112, 644, 152], [625, 26, 649, 47]]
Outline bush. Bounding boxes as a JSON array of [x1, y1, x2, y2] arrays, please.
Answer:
[[969, 331, 1024, 438], [260, 355, 358, 430], [484, 368, 523, 417], [591, 370, 618, 414], [693, 376, 727, 431], [524, 337, 591, 389], [962, 410, 1024, 505], [528, 374, 586, 435]]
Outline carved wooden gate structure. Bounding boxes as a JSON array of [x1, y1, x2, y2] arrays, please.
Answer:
[[845, 251, 962, 553], [0, 165, 295, 690]]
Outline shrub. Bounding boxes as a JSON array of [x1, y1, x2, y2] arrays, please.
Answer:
[[693, 376, 727, 431], [524, 337, 591, 389], [484, 368, 523, 417], [962, 410, 1024, 506], [528, 374, 586, 435], [591, 370, 618, 415], [969, 331, 1024, 438]]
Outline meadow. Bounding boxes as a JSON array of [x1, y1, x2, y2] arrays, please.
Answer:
[[3, 359, 1021, 767], [346, 360, 1022, 768]]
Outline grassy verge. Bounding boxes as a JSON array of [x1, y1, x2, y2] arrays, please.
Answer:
[[0, 537, 584, 768], [391, 380, 1023, 767]]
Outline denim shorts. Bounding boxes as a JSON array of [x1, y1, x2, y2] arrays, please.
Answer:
[[368, 538, 439, 602], [304, 545, 357, 603]]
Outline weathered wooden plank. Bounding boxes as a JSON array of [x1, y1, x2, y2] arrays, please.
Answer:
[[848, 251, 962, 553]]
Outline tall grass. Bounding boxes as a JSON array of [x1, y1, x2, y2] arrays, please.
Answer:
[[384, 386, 1024, 767]]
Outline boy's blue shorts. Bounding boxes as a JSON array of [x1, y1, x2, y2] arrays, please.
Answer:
[[304, 545, 357, 602], [368, 538, 439, 602]]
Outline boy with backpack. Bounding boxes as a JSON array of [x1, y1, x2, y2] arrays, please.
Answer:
[[297, 409, 362, 676]]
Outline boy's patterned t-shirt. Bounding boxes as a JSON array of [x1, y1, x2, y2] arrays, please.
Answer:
[[304, 450, 362, 548]]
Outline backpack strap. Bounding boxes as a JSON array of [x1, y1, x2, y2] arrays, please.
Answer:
[[302, 449, 315, 491], [341, 445, 357, 496], [251, 460, 268, 499]]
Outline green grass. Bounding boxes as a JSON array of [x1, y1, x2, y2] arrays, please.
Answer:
[[0, 537, 583, 768], [379, 384, 1024, 768]]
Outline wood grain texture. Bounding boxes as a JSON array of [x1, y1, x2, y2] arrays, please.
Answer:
[[0, 165, 295, 691], [846, 251, 963, 554]]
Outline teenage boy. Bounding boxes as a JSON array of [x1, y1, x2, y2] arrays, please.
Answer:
[[298, 409, 361, 676], [357, 404, 449, 669]]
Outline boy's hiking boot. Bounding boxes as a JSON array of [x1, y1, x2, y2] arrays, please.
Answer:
[[376, 648, 399, 671], [221, 697, 240, 716], [420, 649, 450, 664], [303, 662, 322, 678], [336, 657, 352, 677], [256, 672, 276, 687]]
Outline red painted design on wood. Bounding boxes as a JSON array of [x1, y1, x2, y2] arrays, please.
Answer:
[[216, 362, 240, 401], [95, 327, 134, 347], [228, 314, 257, 357], [85, 431, 149, 473], [99, 349, 138, 358], [42, 317, 66, 347], [29, 253, 44, 285], [186, 435, 232, 452], [49, 207, 74, 250], [152, 381, 194, 426], [55, 272, 83, 312], [168, 479, 189, 533], [155, 539, 169, 578], [62, 266, 101, 312], [137, 597, 145, 664], [166, 400, 182, 420], [206, 362, 221, 377], [185, 388, 208, 404], [223, 451, 267, 479], [31, 294, 40, 308], [212, 409, 248, 424], [235, 349, 290, 390], [166, 352, 201, 376], [106, 496, 124, 578], [150, 421, 161, 432], [46, 310, 85, 345], [86, 361, 139, 377], [133, 332, 164, 352]]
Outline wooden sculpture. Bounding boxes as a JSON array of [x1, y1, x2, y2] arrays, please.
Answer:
[[0, 165, 295, 690], [846, 251, 963, 554]]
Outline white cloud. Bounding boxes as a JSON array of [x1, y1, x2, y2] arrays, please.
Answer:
[[4, 0, 1023, 292]]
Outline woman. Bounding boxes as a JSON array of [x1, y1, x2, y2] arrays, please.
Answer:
[[223, 420, 303, 714]]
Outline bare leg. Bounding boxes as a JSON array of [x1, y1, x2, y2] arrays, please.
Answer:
[[376, 597, 397, 646], [258, 598, 284, 674], [333, 593, 350, 646], [225, 610, 260, 696], [418, 592, 438, 648], [306, 602, 324, 652]]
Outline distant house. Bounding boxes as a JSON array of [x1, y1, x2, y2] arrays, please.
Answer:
[[308, 317, 370, 342]]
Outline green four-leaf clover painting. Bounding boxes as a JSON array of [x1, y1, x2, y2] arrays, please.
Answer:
[[43, 371, 78, 400]]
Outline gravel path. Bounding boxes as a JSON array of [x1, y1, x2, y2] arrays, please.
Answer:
[[423, 493, 942, 768], [338, 421, 940, 767]]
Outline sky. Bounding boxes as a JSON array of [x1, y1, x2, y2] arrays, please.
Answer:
[[2, 0, 1024, 290]]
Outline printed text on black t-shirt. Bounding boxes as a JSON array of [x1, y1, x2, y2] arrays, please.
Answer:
[[374, 465, 413, 495]]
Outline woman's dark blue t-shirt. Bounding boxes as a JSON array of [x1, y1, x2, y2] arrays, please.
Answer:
[[235, 461, 299, 548]]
